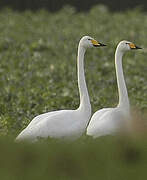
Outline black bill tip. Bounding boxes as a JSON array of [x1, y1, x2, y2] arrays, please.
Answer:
[[99, 43, 107, 46], [93, 43, 107, 47], [136, 46, 142, 49]]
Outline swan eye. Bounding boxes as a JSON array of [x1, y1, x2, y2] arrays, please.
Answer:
[[88, 38, 92, 41]]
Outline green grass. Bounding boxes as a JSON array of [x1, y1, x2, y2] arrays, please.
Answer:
[[0, 5, 146, 179], [0, 5, 146, 136], [0, 136, 147, 180]]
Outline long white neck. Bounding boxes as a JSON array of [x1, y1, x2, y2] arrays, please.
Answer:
[[77, 44, 91, 116], [115, 48, 130, 111]]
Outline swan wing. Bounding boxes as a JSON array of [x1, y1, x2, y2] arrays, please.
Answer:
[[16, 109, 86, 142], [87, 108, 112, 129], [87, 108, 124, 138], [27, 111, 59, 128]]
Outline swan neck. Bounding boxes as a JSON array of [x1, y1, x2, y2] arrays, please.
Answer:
[[77, 44, 91, 115], [115, 49, 130, 110]]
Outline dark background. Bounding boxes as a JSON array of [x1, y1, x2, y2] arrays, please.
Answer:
[[0, 0, 145, 12]]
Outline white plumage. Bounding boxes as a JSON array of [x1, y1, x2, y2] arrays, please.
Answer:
[[87, 40, 142, 138], [16, 36, 106, 142]]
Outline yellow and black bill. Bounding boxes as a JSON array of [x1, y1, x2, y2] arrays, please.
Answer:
[[128, 43, 142, 49], [91, 39, 106, 47]]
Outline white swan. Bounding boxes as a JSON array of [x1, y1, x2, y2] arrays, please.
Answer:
[[16, 36, 106, 142], [87, 40, 142, 138]]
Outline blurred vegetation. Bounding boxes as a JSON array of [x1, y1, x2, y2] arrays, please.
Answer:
[[0, 0, 146, 12], [0, 6, 146, 179], [0, 6, 146, 136], [0, 136, 147, 179]]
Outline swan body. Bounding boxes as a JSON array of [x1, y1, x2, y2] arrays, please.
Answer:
[[87, 40, 141, 138], [16, 36, 106, 142]]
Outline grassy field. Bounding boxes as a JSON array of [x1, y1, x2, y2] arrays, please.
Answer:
[[0, 5, 147, 179], [0, 136, 147, 180]]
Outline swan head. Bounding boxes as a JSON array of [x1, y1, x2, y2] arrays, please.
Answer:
[[79, 36, 106, 49], [117, 40, 142, 52]]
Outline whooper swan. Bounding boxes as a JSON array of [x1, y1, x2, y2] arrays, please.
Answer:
[[87, 40, 142, 138], [16, 36, 106, 142]]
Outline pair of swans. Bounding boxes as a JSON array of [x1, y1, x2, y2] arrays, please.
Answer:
[[16, 36, 141, 142]]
